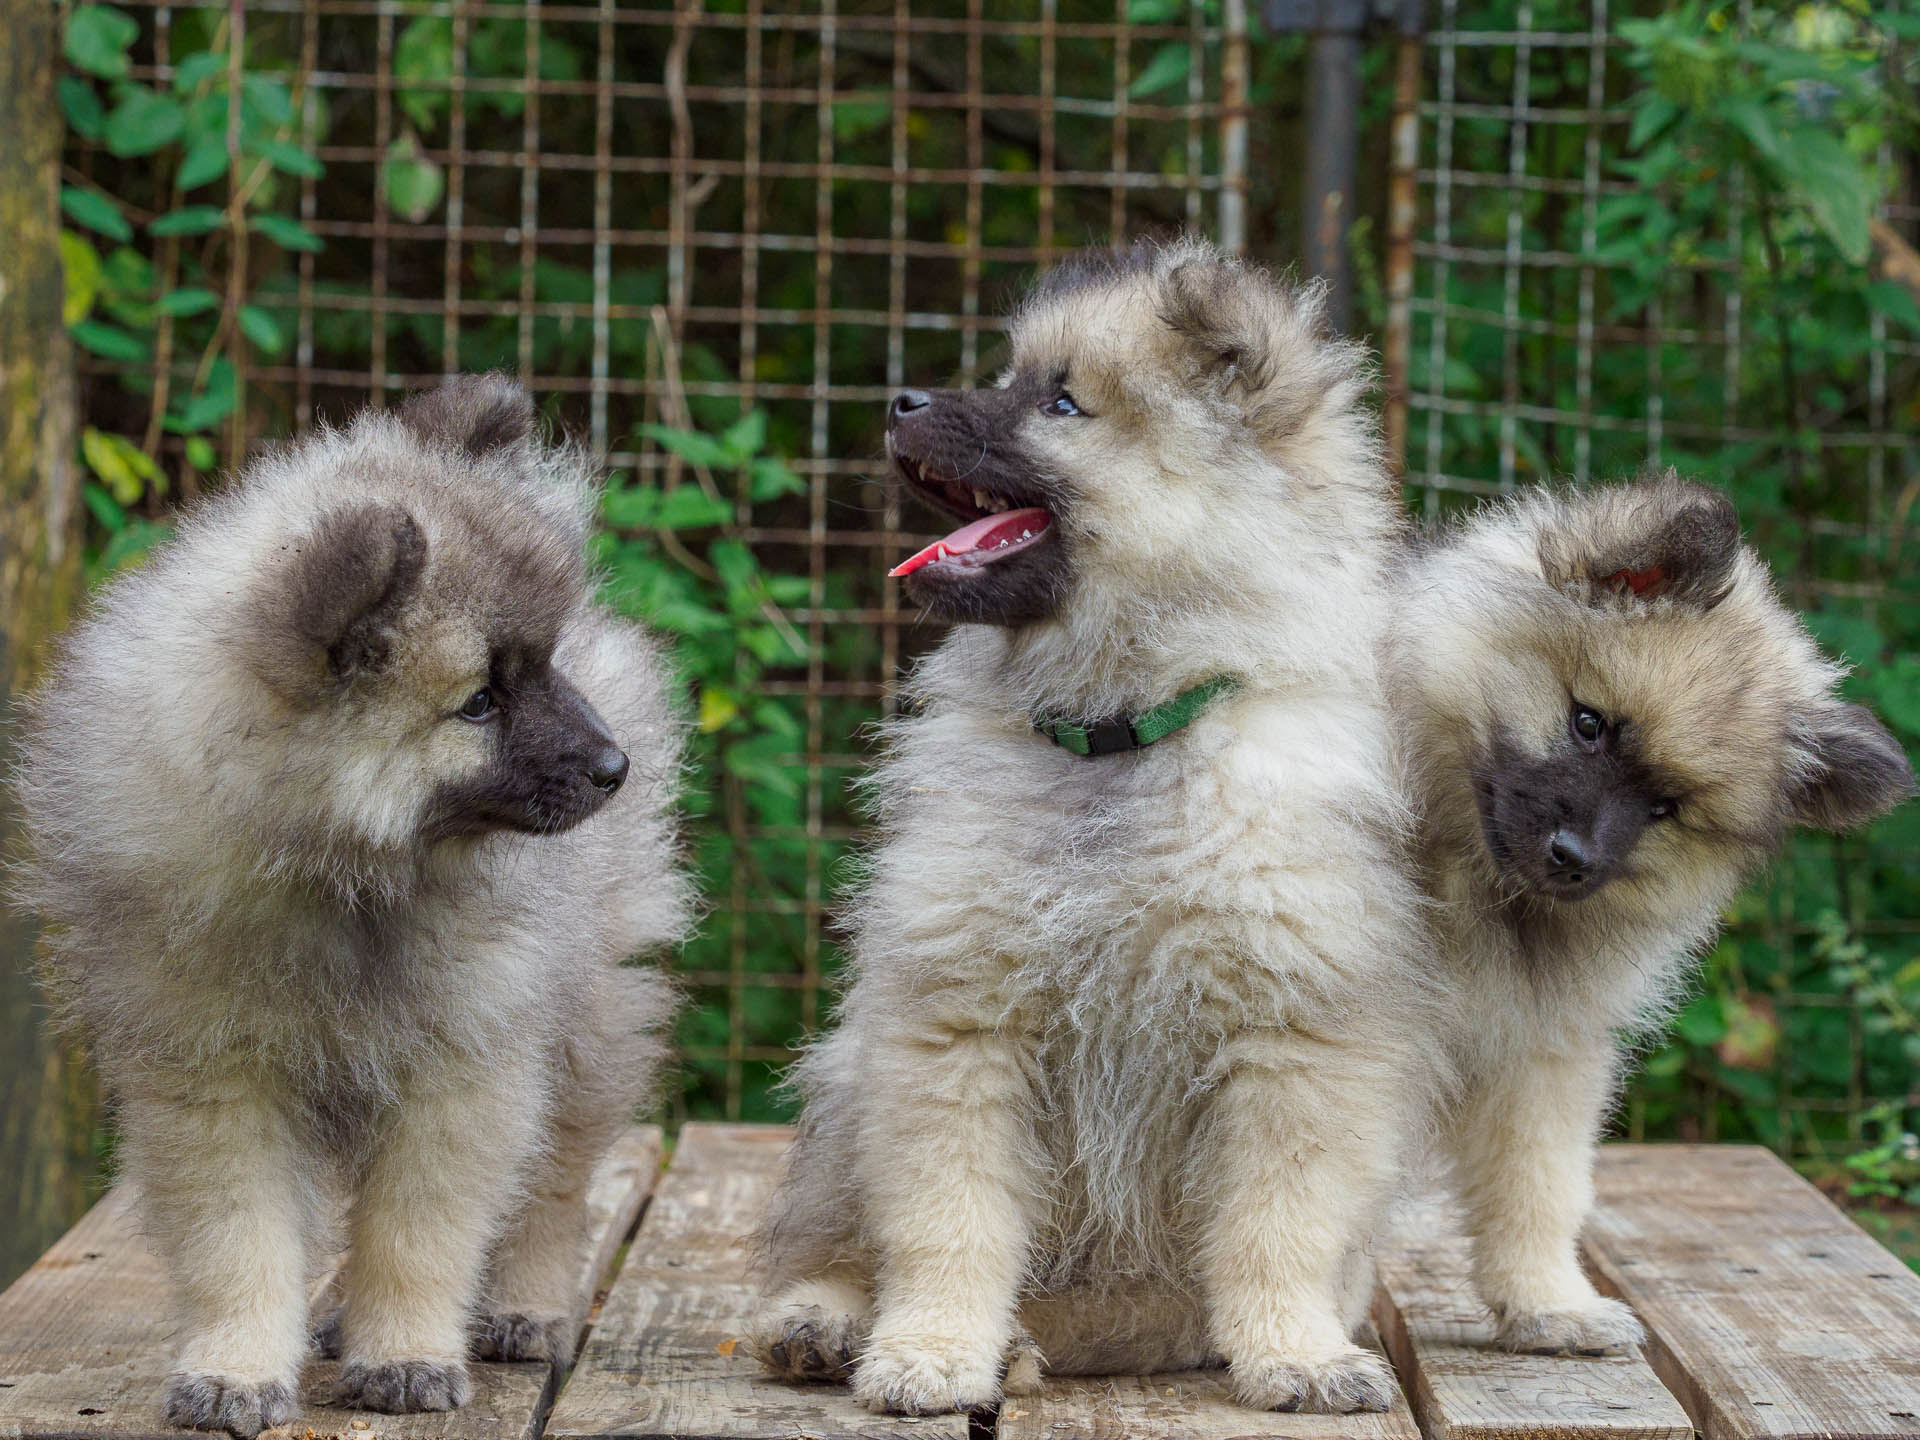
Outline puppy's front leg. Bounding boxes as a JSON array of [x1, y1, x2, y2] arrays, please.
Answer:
[[1196, 1034, 1406, 1414], [1451, 1036, 1644, 1355], [335, 1053, 539, 1414], [851, 1027, 1041, 1416], [120, 1080, 314, 1439]]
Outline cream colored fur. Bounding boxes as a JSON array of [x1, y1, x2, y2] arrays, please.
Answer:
[[752, 241, 1443, 1415]]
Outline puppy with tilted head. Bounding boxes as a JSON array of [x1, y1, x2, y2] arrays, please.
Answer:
[[10, 376, 690, 1437], [749, 238, 1444, 1415], [1388, 475, 1914, 1355]]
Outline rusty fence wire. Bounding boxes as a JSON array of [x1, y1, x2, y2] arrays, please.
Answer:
[[1384, 0, 1920, 1158]]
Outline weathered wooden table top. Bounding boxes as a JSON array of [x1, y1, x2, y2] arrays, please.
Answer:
[[4, 1128, 1919, 1440]]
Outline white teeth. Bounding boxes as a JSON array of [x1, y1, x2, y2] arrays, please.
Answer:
[[973, 488, 991, 510], [1021, 529, 1031, 538]]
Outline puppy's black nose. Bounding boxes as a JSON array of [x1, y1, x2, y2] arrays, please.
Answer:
[[588, 749, 629, 796], [890, 389, 932, 423], [1546, 829, 1590, 876]]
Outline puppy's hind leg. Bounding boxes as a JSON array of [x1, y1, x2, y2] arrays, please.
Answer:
[[477, 985, 663, 1368], [1450, 1038, 1644, 1356], [335, 1051, 541, 1414], [751, 1266, 876, 1382], [121, 1078, 316, 1439]]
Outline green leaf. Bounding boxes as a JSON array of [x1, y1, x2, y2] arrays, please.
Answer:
[[170, 50, 225, 95], [101, 519, 174, 571], [1126, 0, 1184, 20], [747, 456, 804, 501], [1866, 281, 1920, 334], [1626, 94, 1677, 152], [721, 408, 767, 460], [185, 435, 216, 470], [250, 213, 324, 252], [149, 205, 226, 237], [1674, 993, 1727, 1047], [237, 304, 286, 354], [640, 423, 735, 468], [70, 320, 150, 362], [248, 137, 324, 180], [81, 426, 160, 504], [831, 100, 891, 143], [60, 186, 133, 243], [381, 131, 445, 222], [240, 74, 295, 128], [83, 481, 128, 532], [393, 15, 454, 130], [601, 482, 661, 530], [176, 136, 230, 190], [59, 232, 104, 325], [64, 5, 139, 79], [1128, 42, 1191, 99], [58, 77, 107, 140], [157, 286, 219, 318], [1771, 127, 1874, 266], [104, 87, 187, 157], [656, 488, 735, 529], [167, 385, 237, 433]]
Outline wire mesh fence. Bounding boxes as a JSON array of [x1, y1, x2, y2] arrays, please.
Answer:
[[1384, 0, 1920, 1158], [55, 0, 1917, 1152]]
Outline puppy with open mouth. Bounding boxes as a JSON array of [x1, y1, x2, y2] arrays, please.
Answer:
[[749, 239, 1443, 1415]]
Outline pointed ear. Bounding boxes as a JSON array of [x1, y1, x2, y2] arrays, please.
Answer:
[[399, 373, 535, 457], [249, 504, 428, 700], [1790, 703, 1915, 832], [1584, 477, 1740, 607], [1158, 259, 1277, 394]]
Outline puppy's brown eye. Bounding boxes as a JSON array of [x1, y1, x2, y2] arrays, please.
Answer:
[[1649, 798, 1678, 821], [458, 687, 497, 722], [1570, 704, 1605, 745], [1043, 392, 1081, 417]]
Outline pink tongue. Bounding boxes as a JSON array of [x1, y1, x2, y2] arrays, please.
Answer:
[[888, 507, 1051, 578]]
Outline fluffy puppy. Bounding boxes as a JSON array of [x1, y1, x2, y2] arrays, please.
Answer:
[[1387, 475, 1914, 1354], [751, 239, 1442, 1415], [11, 376, 690, 1437]]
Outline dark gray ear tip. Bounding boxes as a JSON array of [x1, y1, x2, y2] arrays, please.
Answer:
[[399, 372, 536, 457]]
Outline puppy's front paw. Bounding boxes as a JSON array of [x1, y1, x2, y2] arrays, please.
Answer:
[[851, 1333, 1001, 1415], [473, 1310, 576, 1367], [1496, 1297, 1644, 1356], [1232, 1345, 1398, 1414], [163, 1372, 299, 1438], [334, 1359, 472, 1413]]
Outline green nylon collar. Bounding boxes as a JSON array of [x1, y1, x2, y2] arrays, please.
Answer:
[[1035, 675, 1241, 757]]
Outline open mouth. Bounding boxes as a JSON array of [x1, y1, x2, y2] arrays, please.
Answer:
[[888, 454, 1054, 579]]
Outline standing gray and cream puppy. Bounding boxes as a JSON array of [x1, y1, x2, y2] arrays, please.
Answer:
[[1388, 476, 1913, 1354], [10, 376, 690, 1437], [751, 240, 1442, 1415]]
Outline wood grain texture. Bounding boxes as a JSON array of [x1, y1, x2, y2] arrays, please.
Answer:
[[1371, 1216, 1690, 1440], [997, 1329, 1417, 1440], [1586, 1143, 1920, 1440], [0, 1125, 662, 1440], [545, 1123, 965, 1440]]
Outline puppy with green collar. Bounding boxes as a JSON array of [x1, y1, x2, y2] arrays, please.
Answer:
[[751, 239, 1443, 1416]]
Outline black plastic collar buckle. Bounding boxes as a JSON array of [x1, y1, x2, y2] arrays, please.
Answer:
[[1081, 718, 1139, 756]]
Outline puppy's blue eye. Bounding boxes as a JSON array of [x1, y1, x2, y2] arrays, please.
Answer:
[[1570, 705, 1605, 745], [458, 687, 497, 722], [1649, 798, 1678, 821], [1043, 392, 1081, 417]]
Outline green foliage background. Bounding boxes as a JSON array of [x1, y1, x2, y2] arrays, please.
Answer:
[[45, 0, 1920, 1226]]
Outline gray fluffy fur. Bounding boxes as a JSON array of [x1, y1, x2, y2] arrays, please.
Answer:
[[9, 375, 690, 1436]]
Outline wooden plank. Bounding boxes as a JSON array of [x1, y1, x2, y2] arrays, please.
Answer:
[[998, 1328, 1417, 1440], [0, 1125, 662, 1440], [545, 1123, 965, 1440], [1371, 1213, 1690, 1440], [1586, 1143, 1920, 1440]]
